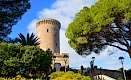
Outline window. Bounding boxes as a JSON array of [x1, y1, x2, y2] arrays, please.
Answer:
[[47, 29, 49, 32], [56, 43, 57, 47]]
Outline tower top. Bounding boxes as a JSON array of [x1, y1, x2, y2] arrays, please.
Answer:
[[36, 18, 61, 29]]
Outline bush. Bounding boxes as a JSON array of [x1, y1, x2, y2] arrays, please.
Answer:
[[0, 42, 52, 78], [49, 71, 91, 80], [117, 77, 123, 80], [0, 75, 43, 80]]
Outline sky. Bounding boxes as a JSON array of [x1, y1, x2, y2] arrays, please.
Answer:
[[9, 0, 131, 70]]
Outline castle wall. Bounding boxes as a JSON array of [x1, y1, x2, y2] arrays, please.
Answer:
[[54, 53, 69, 67], [36, 18, 61, 53], [86, 66, 123, 79]]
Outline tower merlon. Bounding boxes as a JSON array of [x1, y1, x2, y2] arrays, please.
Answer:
[[36, 18, 61, 29]]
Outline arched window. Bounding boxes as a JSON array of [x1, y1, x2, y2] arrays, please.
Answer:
[[47, 29, 49, 32], [56, 43, 57, 47]]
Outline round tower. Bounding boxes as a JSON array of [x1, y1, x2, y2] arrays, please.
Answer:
[[36, 18, 61, 53]]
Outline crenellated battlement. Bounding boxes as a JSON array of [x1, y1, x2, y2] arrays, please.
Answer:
[[36, 18, 61, 29]]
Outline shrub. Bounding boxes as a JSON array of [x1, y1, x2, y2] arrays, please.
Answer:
[[117, 77, 123, 80], [0, 42, 52, 78], [49, 71, 91, 80], [0, 75, 43, 80]]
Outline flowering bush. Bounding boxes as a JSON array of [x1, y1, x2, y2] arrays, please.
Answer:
[[49, 71, 91, 80], [0, 75, 42, 80]]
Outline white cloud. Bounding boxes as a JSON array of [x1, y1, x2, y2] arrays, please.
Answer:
[[27, 19, 38, 34], [27, 0, 130, 70], [38, 0, 98, 29]]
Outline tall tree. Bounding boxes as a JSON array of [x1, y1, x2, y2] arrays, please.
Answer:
[[15, 33, 40, 46], [65, 0, 131, 58], [0, 0, 31, 41]]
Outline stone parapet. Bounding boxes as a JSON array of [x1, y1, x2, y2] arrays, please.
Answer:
[[36, 18, 61, 29], [52, 53, 69, 67]]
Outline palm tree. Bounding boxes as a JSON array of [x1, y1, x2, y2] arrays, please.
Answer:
[[15, 33, 40, 46]]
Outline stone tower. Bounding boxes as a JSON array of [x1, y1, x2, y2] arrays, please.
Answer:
[[36, 18, 60, 53], [36, 18, 69, 71]]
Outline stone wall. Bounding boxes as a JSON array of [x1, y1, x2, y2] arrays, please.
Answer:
[[51, 53, 69, 71], [53, 53, 69, 67], [36, 18, 61, 53], [86, 66, 123, 79]]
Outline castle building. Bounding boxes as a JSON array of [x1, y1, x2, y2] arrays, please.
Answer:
[[36, 18, 69, 71]]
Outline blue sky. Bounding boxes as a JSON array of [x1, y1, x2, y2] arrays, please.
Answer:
[[9, 0, 131, 70]]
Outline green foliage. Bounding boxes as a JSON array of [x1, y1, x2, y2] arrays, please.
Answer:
[[0, 42, 52, 78], [0, 0, 31, 41], [49, 71, 91, 80], [117, 77, 123, 80], [0, 75, 42, 80], [84, 67, 88, 70], [66, 0, 131, 57], [127, 69, 131, 80], [118, 67, 123, 72], [15, 33, 40, 46]]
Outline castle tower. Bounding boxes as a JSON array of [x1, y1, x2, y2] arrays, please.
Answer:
[[36, 18, 69, 71], [36, 18, 61, 53]]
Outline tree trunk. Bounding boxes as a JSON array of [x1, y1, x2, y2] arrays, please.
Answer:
[[128, 48, 131, 58]]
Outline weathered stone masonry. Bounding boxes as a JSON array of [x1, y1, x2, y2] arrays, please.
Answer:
[[36, 18, 69, 70]]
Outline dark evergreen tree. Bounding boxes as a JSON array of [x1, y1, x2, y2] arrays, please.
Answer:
[[0, 0, 31, 41]]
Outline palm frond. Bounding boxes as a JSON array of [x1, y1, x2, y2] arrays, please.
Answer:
[[16, 33, 40, 46]]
